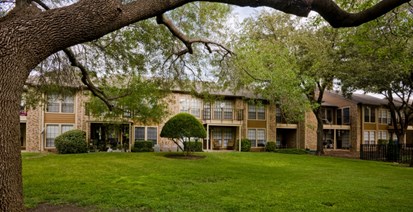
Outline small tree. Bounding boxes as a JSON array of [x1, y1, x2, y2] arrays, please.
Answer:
[[160, 113, 206, 156]]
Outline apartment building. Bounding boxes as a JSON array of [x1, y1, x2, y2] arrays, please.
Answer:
[[20, 88, 312, 152], [20, 88, 411, 153], [318, 91, 413, 152]]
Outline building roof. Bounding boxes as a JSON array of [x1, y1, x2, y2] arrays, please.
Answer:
[[350, 93, 388, 106], [321, 90, 389, 108]]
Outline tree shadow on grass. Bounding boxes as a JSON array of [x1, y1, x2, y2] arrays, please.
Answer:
[[27, 203, 95, 212], [164, 153, 206, 160]]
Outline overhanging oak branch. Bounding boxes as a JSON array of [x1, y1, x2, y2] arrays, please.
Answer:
[[156, 14, 234, 56]]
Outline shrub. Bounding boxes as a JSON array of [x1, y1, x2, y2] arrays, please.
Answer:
[[184, 141, 203, 152], [378, 139, 389, 145], [132, 141, 154, 152], [55, 130, 87, 154], [265, 141, 277, 152], [237, 139, 251, 152]]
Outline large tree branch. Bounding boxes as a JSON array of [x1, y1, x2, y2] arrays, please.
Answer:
[[32, 0, 48, 10], [312, 0, 412, 27], [62, 48, 115, 110], [241, 67, 271, 83], [156, 14, 234, 56], [3, 0, 410, 72], [32, 0, 124, 110]]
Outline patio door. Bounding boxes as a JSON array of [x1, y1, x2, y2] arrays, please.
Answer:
[[90, 123, 129, 151], [211, 127, 235, 150]]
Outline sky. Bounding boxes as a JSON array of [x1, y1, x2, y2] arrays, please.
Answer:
[[232, 6, 261, 21]]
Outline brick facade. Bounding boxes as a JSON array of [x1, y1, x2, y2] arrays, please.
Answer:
[[22, 89, 405, 153]]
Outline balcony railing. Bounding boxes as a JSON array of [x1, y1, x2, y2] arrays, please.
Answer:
[[202, 109, 244, 121]]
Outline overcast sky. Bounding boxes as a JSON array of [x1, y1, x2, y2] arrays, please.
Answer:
[[232, 6, 262, 21]]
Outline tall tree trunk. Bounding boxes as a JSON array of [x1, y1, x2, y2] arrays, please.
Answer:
[[0, 63, 27, 211], [315, 109, 325, 155], [396, 133, 405, 145]]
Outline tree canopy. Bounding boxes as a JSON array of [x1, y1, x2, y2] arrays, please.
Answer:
[[160, 113, 206, 155], [229, 11, 342, 154], [338, 4, 413, 145]]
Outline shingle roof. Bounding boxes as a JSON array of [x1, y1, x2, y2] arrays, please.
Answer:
[[322, 90, 388, 107], [350, 93, 388, 106]]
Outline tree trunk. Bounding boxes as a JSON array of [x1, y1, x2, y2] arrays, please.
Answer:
[[0, 64, 27, 211], [396, 133, 405, 145], [315, 110, 325, 156]]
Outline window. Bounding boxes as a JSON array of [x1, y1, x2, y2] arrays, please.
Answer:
[[364, 106, 376, 123], [135, 127, 145, 140], [47, 93, 74, 113], [45, 124, 74, 147], [276, 107, 282, 123], [337, 107, 351, 125], [379, 109, 391, 124], [203, 102, 211, 120], [248, 129, 266, 147], [180, 98, 202, 118], [213, 100, 233, 120], [47, 94, 60, 112], [147, 127, 157, 143], [61, 96, 74, 113], [337, 109, 342, 125], [378, 131, 388, 140], [321, 108, 333, 124], [134, 126, 158, 145], [363, 131, 375, 144], [248, 103, 265, 120], [343, 108, 350, 124]]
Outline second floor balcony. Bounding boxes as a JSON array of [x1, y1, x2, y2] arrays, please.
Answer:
[[201, 109, 244, 124]]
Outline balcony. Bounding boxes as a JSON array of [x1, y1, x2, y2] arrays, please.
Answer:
[[202, 109, 243, 124]]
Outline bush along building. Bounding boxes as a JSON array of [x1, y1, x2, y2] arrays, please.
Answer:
[[19, 88, 413, 154]]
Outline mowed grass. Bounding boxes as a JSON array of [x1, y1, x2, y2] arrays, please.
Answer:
[[23, 152, 413, 211]]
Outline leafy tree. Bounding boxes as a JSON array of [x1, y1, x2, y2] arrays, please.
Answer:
[[230, 12, 341, 154], [160, 113, 206, 156], [228, 13, 308, 123], [339, 4, 413, 146], [0, 0, 410, 210], [85, 75, 169, 125]]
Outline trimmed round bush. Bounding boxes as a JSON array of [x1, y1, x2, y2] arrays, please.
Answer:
[[160, 113, 207, 139], [55, 129, 87, 154], [161, 113, 206, 155]]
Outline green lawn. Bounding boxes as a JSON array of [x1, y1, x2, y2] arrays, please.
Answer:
[[23, 152, 413, 211]]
